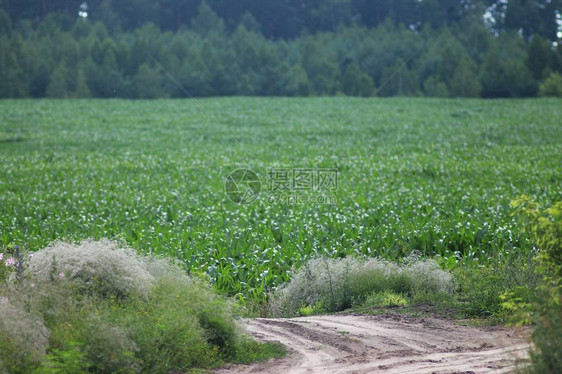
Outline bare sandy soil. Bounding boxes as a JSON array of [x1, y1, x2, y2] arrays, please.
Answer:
[[218, 313, 531, 374]]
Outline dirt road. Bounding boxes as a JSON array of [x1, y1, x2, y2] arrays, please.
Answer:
[[218, 313, 531, 374]]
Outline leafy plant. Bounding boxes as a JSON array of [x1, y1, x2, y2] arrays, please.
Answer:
[[36, 343, 91, 374], [511, 196, 562, 373], [361, 291, 409, 308], [538, 72, 562, 97]]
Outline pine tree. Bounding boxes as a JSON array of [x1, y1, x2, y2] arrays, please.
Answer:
[[192, 1, 224, 36], [239, 12, 261, 33]]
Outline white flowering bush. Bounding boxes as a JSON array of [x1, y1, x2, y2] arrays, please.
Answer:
[[25, 239, 155, 299], [406, 258, 454, 294], [270, 256, 454, 316]]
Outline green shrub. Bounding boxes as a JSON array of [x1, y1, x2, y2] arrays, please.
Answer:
[[512, 196, 562, 373], [36, 343, 91, 374], [453, 251, 539, 321], [538, 72, 562, 97], [298, 301, 325, 316], [120, 276, 239, 372], [361, 291, 409, 308], [270, 256, 454, 316]]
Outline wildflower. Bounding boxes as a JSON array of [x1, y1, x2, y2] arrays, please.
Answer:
[[59, 272, 65, 280], [4, 257, 16, 267], [0, 253, 3, 261], [0, 297, 8, 304]]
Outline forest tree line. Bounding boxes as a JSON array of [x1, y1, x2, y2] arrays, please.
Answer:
[[1, 0, 562, 98]]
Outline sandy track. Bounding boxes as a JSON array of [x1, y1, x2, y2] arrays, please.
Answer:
[[217, 313, 531, 374]]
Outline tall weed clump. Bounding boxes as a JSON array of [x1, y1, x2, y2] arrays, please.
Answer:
[[453, 250, 540, 320], [0, 240, 279, 373], [270, 256, 454, 316], [511, 196, 562, 373]]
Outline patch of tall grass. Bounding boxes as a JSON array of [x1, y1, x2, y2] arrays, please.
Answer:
[[453, 251, 540, 321], [269, 256, 454, 317]]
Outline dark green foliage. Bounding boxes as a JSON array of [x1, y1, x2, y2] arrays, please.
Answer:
[[285, 64, 310, 96], [511, 198, 562, 373], [3, 0, 560, 42], [379, 58, 419, 96], [0, 1, 560, 98], [132, 63, 166, 99], [75, 67, 91, 98], [46, 65, 69, 98], [192, 0, 224, 36], [480, 48, 537, 97], [423, 76, 449, 97], [527, 36, 557, 80], [301, 36, 339, 95], [449, 59, 481, 97], [0, 37, 27, 97], [341, 63, 374, 97], [0, 9, 11, 35]]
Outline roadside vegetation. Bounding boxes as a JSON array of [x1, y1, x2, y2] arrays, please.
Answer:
[[511, 197, 562, 373], [269, 256, 454, 317], [0, 240, 284, 373]]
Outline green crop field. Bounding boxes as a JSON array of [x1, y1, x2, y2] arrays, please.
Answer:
[[1, 98, 561, 300]]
